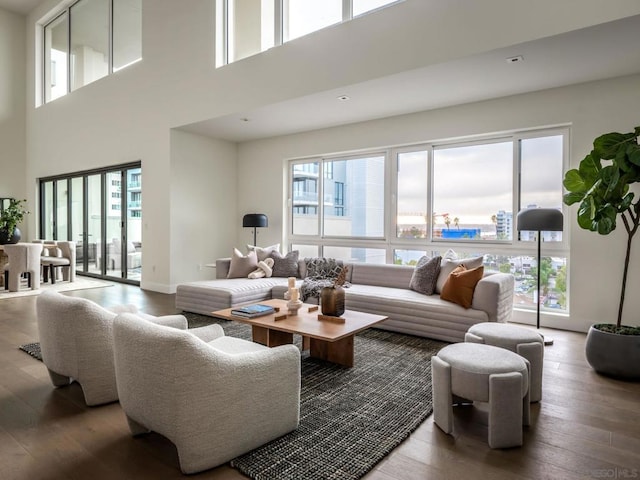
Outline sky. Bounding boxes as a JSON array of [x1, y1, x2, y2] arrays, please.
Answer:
[[397, 135, 563, 226]]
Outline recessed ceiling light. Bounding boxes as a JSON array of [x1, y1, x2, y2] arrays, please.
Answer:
[[337, 95, 350, 101], [506, 55, 524, 64]]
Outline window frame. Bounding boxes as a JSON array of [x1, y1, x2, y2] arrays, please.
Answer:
[[286, 126, 570, 309], [40, 0, 141, 105], [430, 136, 515, 244], [216, 0, 402, 67]]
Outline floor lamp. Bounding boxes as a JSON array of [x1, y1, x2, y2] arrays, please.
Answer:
[[516, 207, 563, 346], [243, 213, 268, 246]]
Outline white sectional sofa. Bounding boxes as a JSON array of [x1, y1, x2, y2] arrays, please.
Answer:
[[175, 258, 515, 343]]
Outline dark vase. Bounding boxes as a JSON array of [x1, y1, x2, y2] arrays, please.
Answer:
[[320, 285, 345, 317], [0, 227, 20, 245]]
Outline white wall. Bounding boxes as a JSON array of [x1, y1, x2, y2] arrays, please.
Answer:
[[236, 74, 640, 333], [168, 130, 237, 292], [0, 8, 26, 211], [22, 0, 640, 292]]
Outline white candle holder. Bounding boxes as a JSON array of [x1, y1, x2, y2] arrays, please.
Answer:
[[287, 299, 303, 315]]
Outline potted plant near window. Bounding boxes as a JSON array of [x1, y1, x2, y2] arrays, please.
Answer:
[[0, 199, 29, 245], [563, 126, 640, 378]]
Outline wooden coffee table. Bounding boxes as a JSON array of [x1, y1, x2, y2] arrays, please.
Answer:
[[211, 298, 388, 367]]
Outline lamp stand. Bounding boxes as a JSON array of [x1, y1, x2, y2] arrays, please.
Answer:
[[251, 228, 257, 246], [535, 231, 553, 346]]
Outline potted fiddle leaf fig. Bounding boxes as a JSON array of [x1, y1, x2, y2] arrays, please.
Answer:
[[563, 126, 640, 378], [0, 198, 29, 244]]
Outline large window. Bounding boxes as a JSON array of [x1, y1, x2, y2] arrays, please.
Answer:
[[44, 12, 68, 102], [287, 128, 568, 312], [433, 141, 513, 241], [41, 0, 142, 104], [292, 154, 385, 241], [39, 162, 142, 285], [70, 0, 109, 91], [217, 0, 401, 66], [284, 0, 342, 42]]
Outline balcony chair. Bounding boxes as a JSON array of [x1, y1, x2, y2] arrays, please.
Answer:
[[96, 238, 142, 271]]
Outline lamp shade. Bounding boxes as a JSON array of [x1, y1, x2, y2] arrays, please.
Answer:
[[242, 213, 268, 228], [516, 208, 563, 232]]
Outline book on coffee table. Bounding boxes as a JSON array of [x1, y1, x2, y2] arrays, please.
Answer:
[[230, 304, 275, 318]]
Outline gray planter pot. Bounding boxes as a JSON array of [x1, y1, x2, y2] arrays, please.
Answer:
[[585, 325, 640, 379]]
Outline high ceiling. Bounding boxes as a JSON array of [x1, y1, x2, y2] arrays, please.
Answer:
[[181, 14, 640, 142], [0, 0, 41, 15], [3, 1, 639, 144]]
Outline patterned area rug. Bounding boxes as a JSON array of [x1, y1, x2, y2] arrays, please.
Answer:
[[21, 312, 446, 480]]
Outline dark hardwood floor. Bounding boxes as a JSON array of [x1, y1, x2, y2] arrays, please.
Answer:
[[1, 283, 639, 479]]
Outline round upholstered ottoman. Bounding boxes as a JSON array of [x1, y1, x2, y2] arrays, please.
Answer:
[[465, 322, 544, 402], [432, 343, 530, 449]]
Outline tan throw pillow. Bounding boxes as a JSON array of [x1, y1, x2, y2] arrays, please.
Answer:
[[247, 243, 280, 262], [409, 256, 441, 295], [440, 264, 485, 309], [436, 255, 484, 294], [227, 248, 258, 278]]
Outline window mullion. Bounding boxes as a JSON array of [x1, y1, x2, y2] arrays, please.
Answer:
[[275, 0, 283, 46], [514, 136, 522, 242], [66, 7, 71, 95], [108, 0, 114, 74], [319, 159, 325, 239], [427, 144, 434, 242], [343, 0, 351, 21]]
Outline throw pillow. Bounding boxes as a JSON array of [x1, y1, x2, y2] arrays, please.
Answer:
[[304, 257, 344, 279], [440, 264, 485, 309], [247, 243, 280, 262], [409, 255, 441, 295], [435, 255, 484, 294], [227, 248, 258, 278], [441, 249, 458, 262], [270, 250, 300, 277]]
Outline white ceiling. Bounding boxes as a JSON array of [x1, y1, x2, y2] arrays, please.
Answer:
[[4, 1, 639, 143], [0, 0, 41, 15], [181, 14, 640, 143]]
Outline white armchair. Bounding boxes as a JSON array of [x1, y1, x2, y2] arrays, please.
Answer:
[[112, 312, 301, 474], [36, 291, 188, 406]]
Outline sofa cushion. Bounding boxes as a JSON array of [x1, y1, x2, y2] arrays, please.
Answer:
[[345, 284, 488, 342], [441, 265, 485, 309], [436, 256, 484, 294], [227, 249, 258, 278], [409, 256, 441, 295], [247, 243, 280, 261], [350, 263, 413, 289], [175, 277, 289, 314], [270, 250, 299, 277]]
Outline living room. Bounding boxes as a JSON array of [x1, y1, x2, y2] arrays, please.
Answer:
[[1, 0, 640, 478]]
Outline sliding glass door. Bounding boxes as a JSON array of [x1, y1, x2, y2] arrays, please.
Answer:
[[39, 162, 141, 284]]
